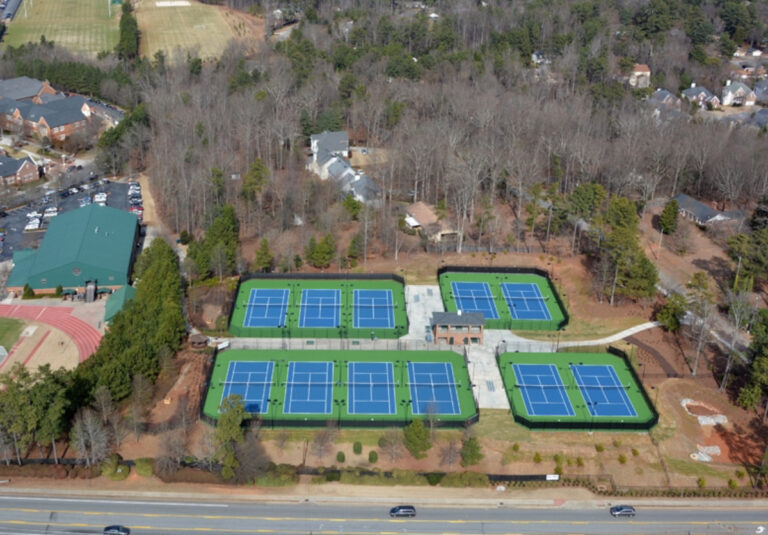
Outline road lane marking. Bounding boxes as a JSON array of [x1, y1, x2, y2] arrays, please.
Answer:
[[0, 497, 228, 508]]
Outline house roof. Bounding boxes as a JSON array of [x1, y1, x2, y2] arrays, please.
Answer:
[[342, 172, 381, 201], [432, 311, 485, 326], [633, 63, 651, 73], [650, 89, 676, 103], [723, 81, 754, 97], [7, 205, 138, 289], [7, 95, 86, 128], [0, 156, 33, 178], [311, 130, 349, 154], [406, 201, 439, 227], [104, 284, 137, 323], [682, 86, 715, 100], [0, 76, 45, 100], [672, 194, 722, 223]]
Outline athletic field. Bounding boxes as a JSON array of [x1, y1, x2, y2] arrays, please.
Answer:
[[202, 349, 477, 426], [498, 352, 656, 430], [135, 0, 235, 60], [229, 277, 409, 339], [439, 270, 567, 331], [3, 0, 119, 55]]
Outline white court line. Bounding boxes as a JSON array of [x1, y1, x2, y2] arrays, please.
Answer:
[[443, 362, 459, 414]]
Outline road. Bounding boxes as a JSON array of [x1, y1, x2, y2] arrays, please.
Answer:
[[0, 495, 766, 535]]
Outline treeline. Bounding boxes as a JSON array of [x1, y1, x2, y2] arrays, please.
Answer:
[[0, 239, 185, 466]]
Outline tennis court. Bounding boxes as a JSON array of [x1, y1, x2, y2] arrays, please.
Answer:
[[202, 349, 478, 426], [450, 281, 499, 319], [408, 362, 461, 415], [221, 361, 274, 413], [512, 363, 574, 416], [571, 364, 637, 417], [298, 289, 341, 328], [284, 361, 334, 414], [502, 283, 552, 321], [353, 289, 395, 329], [243, 288, 289, 327], [229, 277, 408, 338], [348, 361, 396, 415], [497, 352, 656, 430], [438, 268, 567, 331]]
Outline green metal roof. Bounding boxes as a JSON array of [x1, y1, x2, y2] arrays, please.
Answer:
[[104, 285, 136, 323], [7, 205, 138, 290]]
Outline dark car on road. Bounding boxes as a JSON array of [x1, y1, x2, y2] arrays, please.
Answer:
[[389, 505, 416, 518], [103, 526, 130, 535], [610, 505, 636, 517]]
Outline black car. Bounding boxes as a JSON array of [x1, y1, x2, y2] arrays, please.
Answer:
[[0, 210, 6, 218], [389, 505, 416, 518], [59, 190, 70, 198], [103, 526, 130, 535], [610, 505, 636, 517]]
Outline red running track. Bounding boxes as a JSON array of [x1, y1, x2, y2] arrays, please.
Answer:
[[0, 305, 102, 362]]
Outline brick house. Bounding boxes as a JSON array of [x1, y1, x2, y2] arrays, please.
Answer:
[[0, 156, 37, 185], [431, 311, 484, 345], [0, 76, 57, 102], [0, 95, 91, 143]]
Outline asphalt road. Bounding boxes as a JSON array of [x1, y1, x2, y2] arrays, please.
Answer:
[[0, 495, 766, 535]]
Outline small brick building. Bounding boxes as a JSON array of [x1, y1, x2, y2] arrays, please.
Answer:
[[431, 311, 485, 346]]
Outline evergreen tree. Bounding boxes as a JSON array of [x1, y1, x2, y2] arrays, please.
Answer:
[[459, 436, 484, 467], [215, 395, 246, 480], [347, 233, 363, 267], [403, 418, 431, 459], [253, 239, 274, 273], [659, 199, 679, 235], [656, 293, 687, 333]]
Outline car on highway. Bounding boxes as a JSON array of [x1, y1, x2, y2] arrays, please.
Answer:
[[389, 505, 416, 518], [609, 505, 636, 517], [103, 526, 130, 535]]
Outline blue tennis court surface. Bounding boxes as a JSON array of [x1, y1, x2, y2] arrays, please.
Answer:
[[298, 289, 340, 328], [501, 283, 552, 321], [512, 363, 574, 417], [284, 361, 334, 414], [348, 362, 396, 414], [221, 361, 274, 413], [243, 288, 289, 327], [353, 289, 395, 329], [408, 362, 460, 415], [571, 365, 637, 417], [451, 281, 499, 319]]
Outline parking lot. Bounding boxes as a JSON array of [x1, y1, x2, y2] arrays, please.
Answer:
[[0, 179, 137, 262]]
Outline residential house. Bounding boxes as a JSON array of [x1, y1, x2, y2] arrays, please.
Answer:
[[0, 94, 91, 143], [721, 80, 756, 106], [755, 79, 768, 105], [431, 311, 484, 346], [306, 130, 381, 204], [649, 88, 681, 109], [681, 83, 720, 108], [629, 64, 651, 88], [0, 156, 37, 185], [405, 201, 458, 243], [748, 47, 763, 57], [0, 76, 56, 102], [671, 193, 736, 226]]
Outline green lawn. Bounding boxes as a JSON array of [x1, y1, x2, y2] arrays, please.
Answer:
[[0, 317, 24, 353], [3, 0, 119, 56]]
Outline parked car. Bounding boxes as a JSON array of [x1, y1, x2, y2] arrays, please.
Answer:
[[103, 526, 130, 535], [69, 187, 79, 195], [0, 210, 7, 218], [389, 505, 416, 518], [26, 211, 42, 218], [79, 197, 91, 207], [610, 505, 636, 517]]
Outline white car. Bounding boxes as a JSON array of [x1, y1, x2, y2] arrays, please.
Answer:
[[43, 208, 58, 218], [26, 211, 42, 218], [93, 193, 108, 203]]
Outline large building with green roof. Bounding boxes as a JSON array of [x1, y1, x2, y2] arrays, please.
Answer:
[[7, 205, 139, 295]]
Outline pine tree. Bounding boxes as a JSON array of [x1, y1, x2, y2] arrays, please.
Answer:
[[403, 418, 431, 459], [253, 239, 274, 273], [659, 199, 679, 235]]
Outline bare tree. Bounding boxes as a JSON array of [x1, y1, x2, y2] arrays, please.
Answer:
[[439, 440, 460, 467], [720, 290, 755, 392], [379, 428, 405, 463], [70, 408, 110, 467]]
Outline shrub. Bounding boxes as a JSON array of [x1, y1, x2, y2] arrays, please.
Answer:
[[735, 469, 746, 479], [554, 465, 563, 475], [54, 285, 63, 297], [368, 450, 378, 464], [336, 451, 346, 463], [533, 452, 542, 463], [576, 456, 584, 467], [612, 439, 622, 448], [425, 472, 444, 486], [618, 454, 627, 464], [22, 284, 34, 299], [631, 448, 639, 457], [512, 443, 520, 452], [325, 471, 341, 482], [697, 477, 706, 488], [728, 479, 738, 489], [595, 444, 605, 453], [440, 471, 489, 488], [101, 454, 121, 477], [179, 230, 192, 245], [553, 454, 564, 464], [135, 458, 154, 477], [353, 442, 363, 455], [109, 464, 130, 481], [377, 436, 387, 449]]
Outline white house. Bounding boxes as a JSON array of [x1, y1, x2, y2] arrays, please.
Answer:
[[722, 80, 756, 107]]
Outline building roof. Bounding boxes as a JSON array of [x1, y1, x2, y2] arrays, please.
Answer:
[[671, 193, 722, 223], [0, 76, 45, 100], [19, 95, 87, 128], [0, 156, 34, 178], [432, 311, 485, 326], [406, 201, 439, 227], [7, 205, 138, 289], [104, 285, 137, 323], [682, 85, 715, 100], [723, 81, 754, 97], [311, 130, 348, 154], [650, 89, 677, 103], [633, 63, 651, 73], [342, 172, 381, 202]]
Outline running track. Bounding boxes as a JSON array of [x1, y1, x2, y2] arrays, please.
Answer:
[[0, 305, 102, 362]]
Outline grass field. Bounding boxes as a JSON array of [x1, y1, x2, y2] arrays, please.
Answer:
[[203, 349, 477, 427], [135, 0, 236, 60], [3, 0, 119, 55], [0, 317, 23, 352]]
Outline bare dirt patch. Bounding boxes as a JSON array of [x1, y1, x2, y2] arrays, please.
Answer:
[[684, 402, 719, 417]]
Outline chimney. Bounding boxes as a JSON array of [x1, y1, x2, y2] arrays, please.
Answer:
[[726, 79, 732, 86]]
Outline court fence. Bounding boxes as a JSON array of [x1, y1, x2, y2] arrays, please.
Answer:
[[437, 265, 569, 331], [495, 345, 659, 432], [228, 272, 409, 339]]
